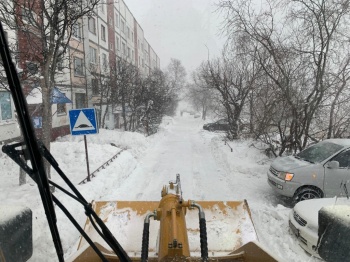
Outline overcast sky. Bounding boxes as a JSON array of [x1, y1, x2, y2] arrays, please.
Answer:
[[125, 0, 226, 74]]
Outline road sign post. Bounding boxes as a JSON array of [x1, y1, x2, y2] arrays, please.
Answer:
[[69, 108, 98, 182]]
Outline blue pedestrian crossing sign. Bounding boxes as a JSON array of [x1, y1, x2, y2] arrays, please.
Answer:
[[69, 108, 98, 136]]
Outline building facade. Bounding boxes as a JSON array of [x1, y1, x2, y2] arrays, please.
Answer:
[[0, 0, 160, 142]]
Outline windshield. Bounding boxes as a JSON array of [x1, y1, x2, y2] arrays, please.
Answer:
[[1, 0, 350, 261], [297, 142, 344, 163]]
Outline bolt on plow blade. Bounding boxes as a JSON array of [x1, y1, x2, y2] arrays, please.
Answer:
[[67, 200, 278, 262]]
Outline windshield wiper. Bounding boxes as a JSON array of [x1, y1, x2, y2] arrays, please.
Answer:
[[302, 158, 315, 164], [294, 155, 314, 163]]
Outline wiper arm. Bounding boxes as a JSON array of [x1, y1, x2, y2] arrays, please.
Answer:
[[302, 158, 315, 164], [295, 155, 314, 163], [0, 21, 64, 261]]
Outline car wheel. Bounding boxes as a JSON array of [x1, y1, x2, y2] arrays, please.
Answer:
[[208, 127, 214, 131], [293, 187, 322, 203]]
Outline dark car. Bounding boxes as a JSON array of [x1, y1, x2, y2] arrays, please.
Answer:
[[203, 119, 229, 131]]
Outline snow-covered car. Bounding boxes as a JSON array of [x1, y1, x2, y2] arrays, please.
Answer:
[[203, 119, 229, 131], [289, 197, 350, 257], [267, 139, 350, 202]]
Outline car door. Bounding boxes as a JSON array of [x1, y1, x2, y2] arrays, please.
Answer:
[[323, 149, 350, 197]]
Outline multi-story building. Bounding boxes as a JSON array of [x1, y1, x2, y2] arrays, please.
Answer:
[[0, 0, 160, 142]]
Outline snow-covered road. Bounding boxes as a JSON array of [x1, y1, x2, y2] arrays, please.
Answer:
[[109, 115, 237, 201], [1, 112, 321, 261]]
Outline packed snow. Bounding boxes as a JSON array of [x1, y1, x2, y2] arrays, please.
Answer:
[[0, 108, 321, 261]]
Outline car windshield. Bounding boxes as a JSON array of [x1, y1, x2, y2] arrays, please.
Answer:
[[296, 142, 344, 163], [216, 119, 228, 124], [2, 0, 350, 261]]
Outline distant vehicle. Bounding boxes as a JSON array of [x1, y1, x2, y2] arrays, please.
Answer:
[[289, 197, 350, 257], [203, 119, 229, 131], [267, 139, 350, 203]]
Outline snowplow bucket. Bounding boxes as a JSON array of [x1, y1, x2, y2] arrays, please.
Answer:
[[68, 200, 278, 262]]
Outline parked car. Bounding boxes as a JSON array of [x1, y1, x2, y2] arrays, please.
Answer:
[[203, 119, 229, 131], [267, 139, 350, 203], [289, 197, 350, 257]]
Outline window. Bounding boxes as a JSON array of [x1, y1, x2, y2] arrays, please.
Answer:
[[100, 0, 105, 13], [75, 93, 85, 109], [72, 22, 81, 39], [116, 36, 120, 50], [127, 26, 130, 39], [115, 13, 119, 28], [122, 42, 126, 55], [26, 62, 38, 74], [138, 39, 140, 49], [121, 20, 125, 33], [92, 79, 99, 95], [21, 7, 37, 24], [74, 57, 84, 76], [102, 53, 107, 69], [0, 92, 12, 121], [132, 32, 134, 41], [127, 47, 130, 58], [101, 25, 106, 41], [109, 42, 113, 51], [89, 47, 97, 64], [88, 17, 96, 34], [57, 58, 64, 71], [297, 142, 344, 163], [332, 150, 350, 168], [57, 97, 66, 115]]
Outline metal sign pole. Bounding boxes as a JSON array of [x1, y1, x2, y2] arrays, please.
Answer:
[[84, 135, 91, 182]]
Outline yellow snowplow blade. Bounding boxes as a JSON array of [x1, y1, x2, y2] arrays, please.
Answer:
[[68, 200, 278, 261]]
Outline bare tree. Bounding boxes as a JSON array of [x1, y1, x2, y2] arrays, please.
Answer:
[[186, 80, 215, 120], [86, 59, 112, 129], [326, 54, 350, 138], [166, 58, 187, 94], [0, 0, 99, 177], [110, 57, 139, 130], [196, 48, 261, 139], [218, 0, 350, 153]]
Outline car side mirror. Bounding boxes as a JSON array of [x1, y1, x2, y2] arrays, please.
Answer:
[[326, 161, 340, 169]]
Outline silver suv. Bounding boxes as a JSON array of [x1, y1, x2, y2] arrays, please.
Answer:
[[267, 139, 350, 202]]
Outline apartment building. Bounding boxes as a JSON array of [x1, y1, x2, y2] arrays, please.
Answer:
[[0, 0, 160, 142]]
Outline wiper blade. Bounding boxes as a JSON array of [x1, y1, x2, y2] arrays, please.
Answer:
[[295, 155, 314, 163], [302, 158, 314, 164]]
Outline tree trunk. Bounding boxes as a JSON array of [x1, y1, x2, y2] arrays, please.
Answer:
[[41, 76, 53, 179]]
